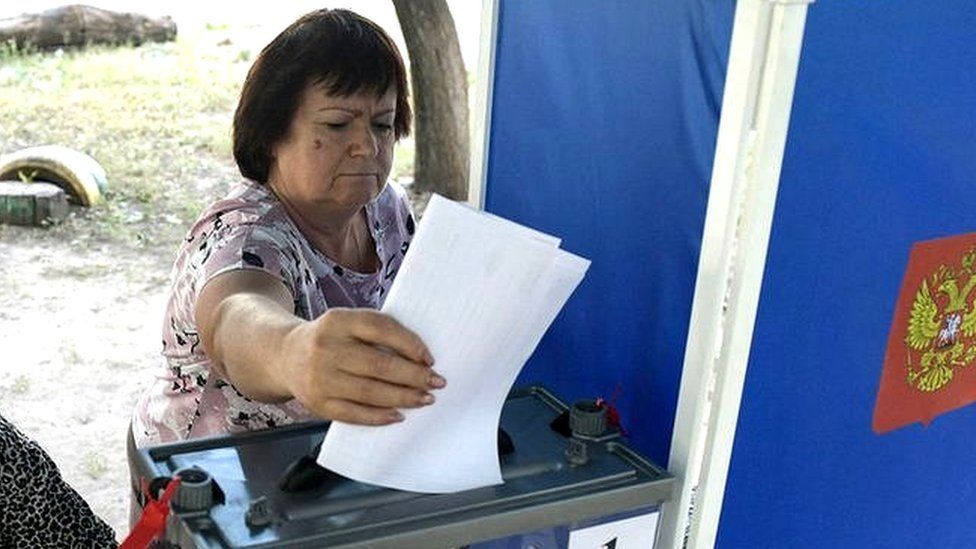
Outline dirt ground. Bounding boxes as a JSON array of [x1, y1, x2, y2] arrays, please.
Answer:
[[0, 220, 178, 538]]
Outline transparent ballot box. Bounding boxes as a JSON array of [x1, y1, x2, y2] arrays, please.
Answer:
[[128, 386, 673, 548]]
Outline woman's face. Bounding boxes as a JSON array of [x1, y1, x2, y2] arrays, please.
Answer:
[[269, 83, 397, 213]]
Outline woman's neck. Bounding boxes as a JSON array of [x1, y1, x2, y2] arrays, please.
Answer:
[[269, 187, 378, 272]]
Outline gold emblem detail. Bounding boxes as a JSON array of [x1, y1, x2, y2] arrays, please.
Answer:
[[905, 249, 976, 392]]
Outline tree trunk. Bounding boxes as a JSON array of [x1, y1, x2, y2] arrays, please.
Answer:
[[393, 0, 469, 201], [0, 5, 177, 51]]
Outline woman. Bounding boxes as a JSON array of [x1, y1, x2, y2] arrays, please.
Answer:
[[132, 9, 445, 447], [0, 414, 118, 547]]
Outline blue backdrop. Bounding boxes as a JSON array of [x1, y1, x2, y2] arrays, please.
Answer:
[[484, 0, 733, 466], [717, 1, 976, 547]]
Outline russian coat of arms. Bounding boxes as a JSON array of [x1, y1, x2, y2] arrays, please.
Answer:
[[874, 234, 976, 434], [905, 249, 976, 392]]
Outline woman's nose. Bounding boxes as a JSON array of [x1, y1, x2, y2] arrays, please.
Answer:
[[349, 124, 378, 158]]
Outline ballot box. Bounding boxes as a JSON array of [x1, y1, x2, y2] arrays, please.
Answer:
[[128, 386, 673, 548]]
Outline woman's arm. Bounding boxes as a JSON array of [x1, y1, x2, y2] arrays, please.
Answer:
[[195, 269, 443, 425]]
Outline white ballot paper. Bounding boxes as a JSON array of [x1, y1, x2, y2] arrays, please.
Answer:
[[317, 194, 590, 493]]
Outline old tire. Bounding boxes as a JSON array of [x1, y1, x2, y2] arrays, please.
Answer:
[[0, 145, 107, 206]]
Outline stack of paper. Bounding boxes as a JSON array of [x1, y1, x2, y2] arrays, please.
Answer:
[[317, 194, 590, 493]]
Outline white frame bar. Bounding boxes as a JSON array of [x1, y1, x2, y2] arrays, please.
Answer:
[[467, 0, 500, 210], [657, 1, 813, 548]]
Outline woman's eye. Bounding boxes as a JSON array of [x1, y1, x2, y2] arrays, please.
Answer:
[[325, 122, 347, 130], [373, 123, 393, 132]]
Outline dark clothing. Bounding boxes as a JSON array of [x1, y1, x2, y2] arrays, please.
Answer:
[[0, 414, 117, 548]]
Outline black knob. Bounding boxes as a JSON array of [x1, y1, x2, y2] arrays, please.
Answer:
[[569, 399, 607, 437], [173, 466, 214, 512]]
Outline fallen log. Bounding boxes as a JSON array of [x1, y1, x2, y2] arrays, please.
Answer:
[[0, 4, 177, 51]]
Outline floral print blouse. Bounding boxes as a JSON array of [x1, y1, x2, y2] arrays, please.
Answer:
[[132, 180, 414, 447]]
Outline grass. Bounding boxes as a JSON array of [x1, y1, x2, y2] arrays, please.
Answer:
[[0, 35, 241, 247], [10, 375, 30, 394], [82, 451, 108, 479], [0, 30, 416, 249], [60, 344, 83, 365]]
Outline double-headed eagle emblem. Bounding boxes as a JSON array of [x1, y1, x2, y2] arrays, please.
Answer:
[[905, 249, 976, 392]]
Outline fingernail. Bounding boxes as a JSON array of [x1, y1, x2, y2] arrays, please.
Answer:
[[423, 350, 435, 366], [390, 410, 404, 422], [421, 393, 435, 405], [428, 373, 446, 388]]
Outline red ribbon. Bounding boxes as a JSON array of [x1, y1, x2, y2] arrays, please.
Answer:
[[120, 476, 181, 549], [597, 382, 628, 436]]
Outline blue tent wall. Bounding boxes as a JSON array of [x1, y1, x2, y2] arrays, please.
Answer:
[[717, 2, 976, 547], [484, 1, 733, 465]]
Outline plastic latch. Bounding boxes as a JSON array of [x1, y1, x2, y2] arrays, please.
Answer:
[[565, 438, 590, 466], [246, 495, 275, 528]]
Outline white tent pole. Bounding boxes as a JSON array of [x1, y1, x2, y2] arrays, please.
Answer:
[[466, 0, 500, 210], [657, 1, 813, 548]]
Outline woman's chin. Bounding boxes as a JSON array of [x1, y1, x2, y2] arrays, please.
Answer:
[[331, 187, 380, 210]]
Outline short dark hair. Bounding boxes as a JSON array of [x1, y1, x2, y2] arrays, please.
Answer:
[[233, 9, 411, 183]]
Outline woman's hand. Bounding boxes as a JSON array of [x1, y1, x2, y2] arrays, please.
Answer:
[[279, 308, 444, 425]]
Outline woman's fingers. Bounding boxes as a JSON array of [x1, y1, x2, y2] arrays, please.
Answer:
[[331, 309, 435, 366], [338, 344, 446, 391], [328, 368, 435, 409], [318, 399, 406, 426], [318, 308, 446, 390]]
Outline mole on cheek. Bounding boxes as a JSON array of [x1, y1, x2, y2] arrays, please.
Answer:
[[313, 139, 323, 149]]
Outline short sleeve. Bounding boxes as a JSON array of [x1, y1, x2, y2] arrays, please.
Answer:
[[390, 181, 415, 228], [187, 220, 304, 304]]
